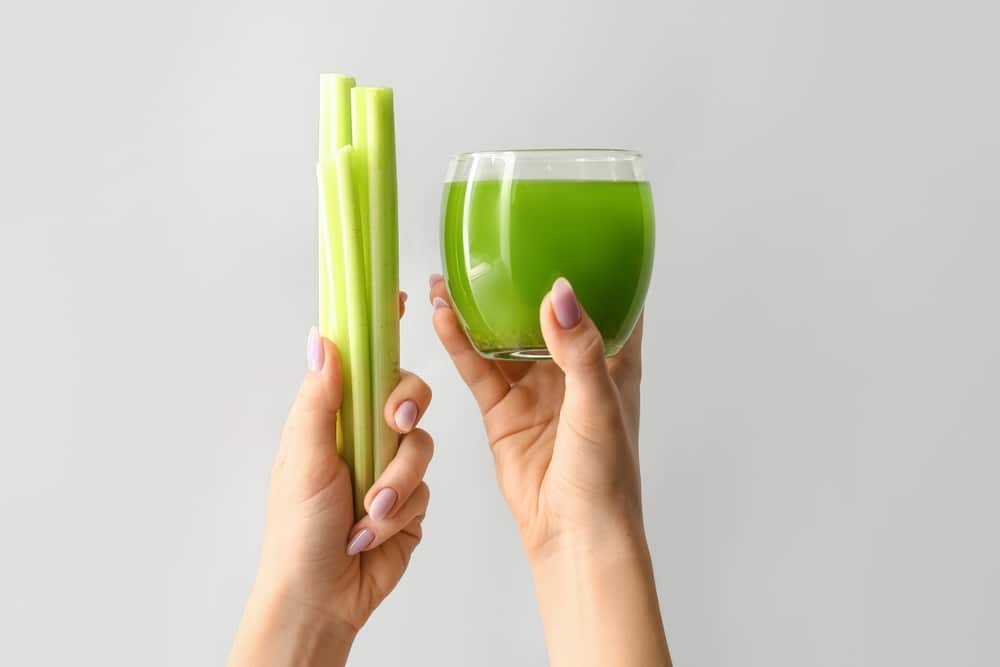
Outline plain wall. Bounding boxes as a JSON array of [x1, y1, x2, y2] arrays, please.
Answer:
[[1, 0, 997, 664]]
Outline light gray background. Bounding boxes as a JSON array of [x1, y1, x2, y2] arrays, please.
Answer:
[[1, 0, 997, 665]]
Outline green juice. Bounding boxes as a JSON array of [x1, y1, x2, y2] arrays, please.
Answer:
[[442, 179, 655, 358]]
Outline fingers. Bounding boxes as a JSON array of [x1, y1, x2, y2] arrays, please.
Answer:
[[428, 274, 509, 415], [539, 278, 620, 423], [344, 429, 433, 555], [275, 328, 344, 483], [383, 370, 432, 434], [540, 278, 612, 383], [357, 514, 426, 595], [347, 481, 430, 555], [399, 290, 408, 319], [361, 428, 434, 520]]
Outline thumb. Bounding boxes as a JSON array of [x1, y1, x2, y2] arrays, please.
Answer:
[[539, 278, 620, 429], [277, 327, 344, 481]]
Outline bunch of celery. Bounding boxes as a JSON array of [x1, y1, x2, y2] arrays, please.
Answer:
[[317, 74, 400, 517]]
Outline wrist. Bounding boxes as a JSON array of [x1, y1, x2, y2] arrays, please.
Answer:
[[528, 517, 654, 598], [228, 580, 356, 667], [528, 520, 670, 667], [525, 505, 649, 571]]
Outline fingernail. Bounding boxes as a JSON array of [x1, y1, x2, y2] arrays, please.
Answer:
[[346, 528, 374, 556], [401, 291, 409, 303], [307, 326, 323, 371], [550, 278, 581, 329], [429, 273, 443, 288], [433, 297, 450, 310], [369, 487, 398, 520], [394, 400, 418, 431]]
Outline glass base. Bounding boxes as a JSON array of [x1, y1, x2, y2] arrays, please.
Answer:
[[477, 342, 624, 361], [480, 347, 552, 361]]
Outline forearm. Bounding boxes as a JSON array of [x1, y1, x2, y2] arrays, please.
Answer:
[[530, 524, 671, 667], [227, 584, 355, 667]]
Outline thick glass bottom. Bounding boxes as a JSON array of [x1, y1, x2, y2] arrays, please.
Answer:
[[480, 347, 553, 361], [476, 342, 624, 361]]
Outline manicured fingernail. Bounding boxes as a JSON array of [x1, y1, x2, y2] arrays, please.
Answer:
[[369, 487, 398, 520], [346, 528, 374, 556], [400, 291, 409, 303], [433, 297, 450, 310], [394, 400, 418, 431], [307, 326, 323, 371], [550, 278, 581, 329], [429, 273, 443, 287]]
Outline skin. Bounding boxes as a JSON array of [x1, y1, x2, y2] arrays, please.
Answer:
[[429, 275, 671, 667], [228, 293, 436, 666], [229, 280, 671, 666]]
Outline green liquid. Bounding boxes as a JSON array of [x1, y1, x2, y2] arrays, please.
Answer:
[[442, 179, 655, 358]]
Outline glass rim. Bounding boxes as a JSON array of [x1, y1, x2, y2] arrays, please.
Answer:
[[451, 148, 642, 161]]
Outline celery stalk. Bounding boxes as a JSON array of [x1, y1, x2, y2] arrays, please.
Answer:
[[318, 162, 351, 467], [335, 145, 374, 517], [318, 75, 354, 462], [351, 87, 401, 477], [349, 90, 371, 295], [319, 74, 355, 160], [317, 74, 355, 341]]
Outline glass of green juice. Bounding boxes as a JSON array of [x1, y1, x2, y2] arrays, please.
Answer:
[[441, 149, 655, 360]]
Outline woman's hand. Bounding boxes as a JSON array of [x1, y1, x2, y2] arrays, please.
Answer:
[[229, 296, 433, 667], [430, 275, 670, 667], [429, 275, 643, 559]]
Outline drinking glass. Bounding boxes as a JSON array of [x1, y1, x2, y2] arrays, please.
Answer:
[[441, 149, 655, 360]]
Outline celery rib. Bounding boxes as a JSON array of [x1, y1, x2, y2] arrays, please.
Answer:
[[349, 90, 372, 295], [335, 145, 374, 517], [318, 74, 355, 464], [351, 87, 401, 477]]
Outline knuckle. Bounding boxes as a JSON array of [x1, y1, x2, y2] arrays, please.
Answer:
[[416, 429, 435, 459], [417, 481, 431, 505], [571, 329, 607, 369], [401, 428, 435, 461], [408, 427, 433, 446], [292, 378, 328, 419]]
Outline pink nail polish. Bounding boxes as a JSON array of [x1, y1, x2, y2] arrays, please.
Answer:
[[346, 528, 374, 556], [429, 273, 444, 288], [394, 400, 418, 431], [433, 297, 450, 310], [369, 488, 398, 520], [307, 326, 323, 371], [550, 278, 581, 329]]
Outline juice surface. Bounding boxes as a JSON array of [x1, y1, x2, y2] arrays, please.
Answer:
[[442, 179, 655, 358]]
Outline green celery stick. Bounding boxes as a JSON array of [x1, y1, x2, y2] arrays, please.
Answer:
[[319, 74, 355, 160], [335, 145, 374, 517], [318, 161, 353, 466], [351, 87, 401, 477], [318, 74, 353, 461], [317, 74, 355, 342], [349, 90, 371, 295]]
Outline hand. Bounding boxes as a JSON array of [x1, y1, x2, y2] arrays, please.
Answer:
[[229, 294, 434, 666], [430, 275, 670, 667], [429, 275, 643, 559]]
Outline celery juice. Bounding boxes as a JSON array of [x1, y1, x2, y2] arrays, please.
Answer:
[[442, 179, 654, 359]]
